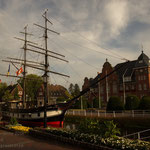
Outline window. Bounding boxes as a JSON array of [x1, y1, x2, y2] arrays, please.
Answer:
[[19, 91, 22, 95], [144, 84, 147, 90], [126, 85, 129, 90], [113, 84, 117, 93], [141, 76, 143, 80], [100, 85, 104, 94], [39, 92, 43, 96], [139, 60, 143, 63], [120, 85, 123, 91], [131, 85, 135, 90], [138, 76, 140, 80], [124, 77, 131, 82], [140, 69, 143, 72], [108, 85, 111, 93], [143, 76, 146, 80], [138, 84, 142, 91]]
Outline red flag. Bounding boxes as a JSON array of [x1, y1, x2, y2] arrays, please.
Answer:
[[16, 67, 23, 76]]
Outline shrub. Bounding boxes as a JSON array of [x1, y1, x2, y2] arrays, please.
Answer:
[[77, 118, 120, 138], [125, 95, 140, 110], [139, 96, 150, 110], [10, 117, 18, 125], [100, 120, 120, 138], [107, 96, 124, 111]]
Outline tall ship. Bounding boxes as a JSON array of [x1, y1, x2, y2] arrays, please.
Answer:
[[0, 10, 71, 128]]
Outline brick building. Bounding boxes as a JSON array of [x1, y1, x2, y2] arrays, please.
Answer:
[[37, 84, 68, 107], [82, 51, 150, 107]]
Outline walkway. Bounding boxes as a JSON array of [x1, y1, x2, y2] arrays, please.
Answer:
[[0, 129, 84, 150]]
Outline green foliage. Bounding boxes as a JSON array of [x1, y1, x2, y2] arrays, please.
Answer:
[[0, 82, 7, 100], [93, 98, 99, 108], [2, 90, 13, 101], [14, 88, 20, 100], [81, 96, 88, 109], [64, 90, 73, 100], [17, 74, 43, 101], [68, 83, 80, 97], [10, 117, 18, 125], [56, 97, 66, 103], [107, 96, 124, 111], [77, 118, 120, 138], [36, 127, 150, 150], [100, 120, 120, 138], [125, 95, 140, 110], [71, 99, 81, 109], [139, 96, 150, 110]]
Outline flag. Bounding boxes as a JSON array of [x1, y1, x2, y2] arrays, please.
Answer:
[[16, 67, 23, 76], [7, 64, 10, 76]]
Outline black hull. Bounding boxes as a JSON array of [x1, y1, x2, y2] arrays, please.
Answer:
[[2, 104, 66, 127]]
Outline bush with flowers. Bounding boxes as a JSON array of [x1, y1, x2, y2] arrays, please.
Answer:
[[34, 127, 150, 150], [9, 125, 31, 133]]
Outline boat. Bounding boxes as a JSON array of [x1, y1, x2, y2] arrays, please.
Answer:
[[1, 10, 70, 128]]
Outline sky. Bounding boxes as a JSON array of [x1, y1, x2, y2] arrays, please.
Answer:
[[0, 0, 150, 89]]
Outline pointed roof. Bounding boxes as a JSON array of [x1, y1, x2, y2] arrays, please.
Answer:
[[135, 51, 150, 68]]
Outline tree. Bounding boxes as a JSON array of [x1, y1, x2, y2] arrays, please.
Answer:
[[17, 74, 43, 101], [2, 90, 13, 101], [74, 84, 80, 96], [68, 83, 74, 96], [0, 82, 7, 101], [68, 83, 81, 109], [107, 96, 124, 111], [14, 88, 20, 100], [56, 97, 66, 103], [68, 83, 80, 97], [93, 98, 99, 108], [139, 96, 150, 110], [125, 95, 140, 110]]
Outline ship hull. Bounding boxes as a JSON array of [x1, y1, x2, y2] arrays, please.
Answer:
[[2, 105, 66, 128]]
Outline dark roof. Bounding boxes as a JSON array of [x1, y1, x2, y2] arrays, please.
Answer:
[[6, 84, 17, 93], [115, 52, 149, 82], [115, 60, 136, 82], [135, 51, 150, 68]]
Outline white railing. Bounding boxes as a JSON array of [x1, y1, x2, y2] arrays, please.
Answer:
[[123, 129, 150, 140], [66, 109, 150, 118]]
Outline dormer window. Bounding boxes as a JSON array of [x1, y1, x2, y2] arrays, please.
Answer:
[[139, 60, 143, 63]]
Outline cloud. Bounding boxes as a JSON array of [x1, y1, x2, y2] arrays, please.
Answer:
[[0, 0, 150, 88]]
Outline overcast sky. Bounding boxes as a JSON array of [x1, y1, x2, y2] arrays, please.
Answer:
[[0, 0, 150, 88]]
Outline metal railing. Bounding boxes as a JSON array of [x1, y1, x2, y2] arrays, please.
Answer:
[[123, 129, 150, 141], [66, 109, 150, 118]]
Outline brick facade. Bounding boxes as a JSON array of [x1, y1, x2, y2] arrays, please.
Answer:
[[82, 52, 150, 107]]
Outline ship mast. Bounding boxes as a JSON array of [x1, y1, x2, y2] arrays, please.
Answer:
[[43, 10, 49, 128], [34, 9, 67, 128], [23, 26, 27, 108]]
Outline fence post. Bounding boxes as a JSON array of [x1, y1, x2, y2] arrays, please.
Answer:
[[84, 110, 86, 116], [98, 110, 100, 117], [143, 110, 145, 117], [138, 132, 140, 140], [132, 110, 134, 117], [113, 111, 116, 118], [105, 111, 106, 117], [73, 110, 74, 116]]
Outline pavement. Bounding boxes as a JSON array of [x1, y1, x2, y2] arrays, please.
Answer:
[[0, 129, 84, 150]]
